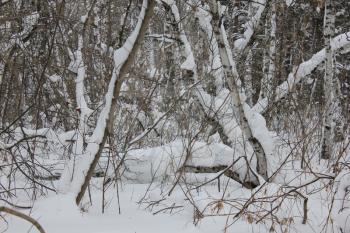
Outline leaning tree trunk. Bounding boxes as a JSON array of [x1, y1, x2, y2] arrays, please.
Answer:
[[59, 0, 155, 205], [162, 0, 260, 188], [208, 0, 268, 180]]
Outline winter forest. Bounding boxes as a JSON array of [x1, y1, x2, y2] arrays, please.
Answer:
[[0, 0, 349, 232]]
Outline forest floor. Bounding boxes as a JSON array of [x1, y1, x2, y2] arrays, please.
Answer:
[[1, 178, 330, 233]]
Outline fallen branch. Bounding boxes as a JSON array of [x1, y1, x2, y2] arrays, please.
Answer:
[[0, 206, 46, 233]]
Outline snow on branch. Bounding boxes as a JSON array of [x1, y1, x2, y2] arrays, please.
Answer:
[[75, 36, 92, 116], [253, 32, 350, 113], [233, 0, 266, 52], [193, 1, 224, 89], [58, 0, 154, 203], [162, 0, 196, 72]]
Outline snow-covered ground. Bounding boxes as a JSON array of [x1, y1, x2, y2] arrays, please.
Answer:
[[1, 129, 348, 233], [0, 176, 337, 233]]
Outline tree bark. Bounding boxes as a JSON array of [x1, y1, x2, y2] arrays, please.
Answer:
[[208, 0, 268, 180], [321, 0, 335, 160], [0, 206, 46, 233]]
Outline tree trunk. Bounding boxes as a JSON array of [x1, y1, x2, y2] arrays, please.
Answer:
[[58, 0, 155, 205], [208, 0, 268, 180], [163, 0, 260, 187], [321, 0, 335, 160]]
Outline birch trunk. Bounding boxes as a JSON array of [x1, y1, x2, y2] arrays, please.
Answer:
[[163, 0, 260, 187], [321, 0, 335, 160], [244, 51, 254, 106], [259, 1, 276, 102], [74, 35, 93, 160], [208, 0, 268, 180]]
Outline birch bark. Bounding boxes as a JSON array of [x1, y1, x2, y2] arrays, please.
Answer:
[[321, 0, 335, 159], [208, 0, 268, 179]]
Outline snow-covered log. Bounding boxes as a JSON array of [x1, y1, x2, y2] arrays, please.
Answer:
[[123, 140, 259, 188]]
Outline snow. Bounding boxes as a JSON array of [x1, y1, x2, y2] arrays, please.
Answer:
[[124, 140, 253, 184], [2, 2, 350, 233], [1, 185, 250, 233], [68, 48, 79, 73], [243, 104, 277, 177], [80, 15, 87, 23], [180, 55, 196, 71], [75, 35, 92, 115], [161, 0, 259, 184], [1, 11, 39, 54], [21, 12, 39, 38], [48, 74, 62, 83], [195, 89, 258, 179], [285, 0, 294, 7], [2, 125, 348, 233], [156, 2, 262, 181], [194, 3, 224, 90], [215, 4, 275, 180], [221, 22, 242, 88], [233, 0, 266, 53], [1, 172, 341, 233], [253, 31, 350, 113], [165, 0, 196, 72], [333, 170, 350, 232], [59, 0, 150, 195]]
